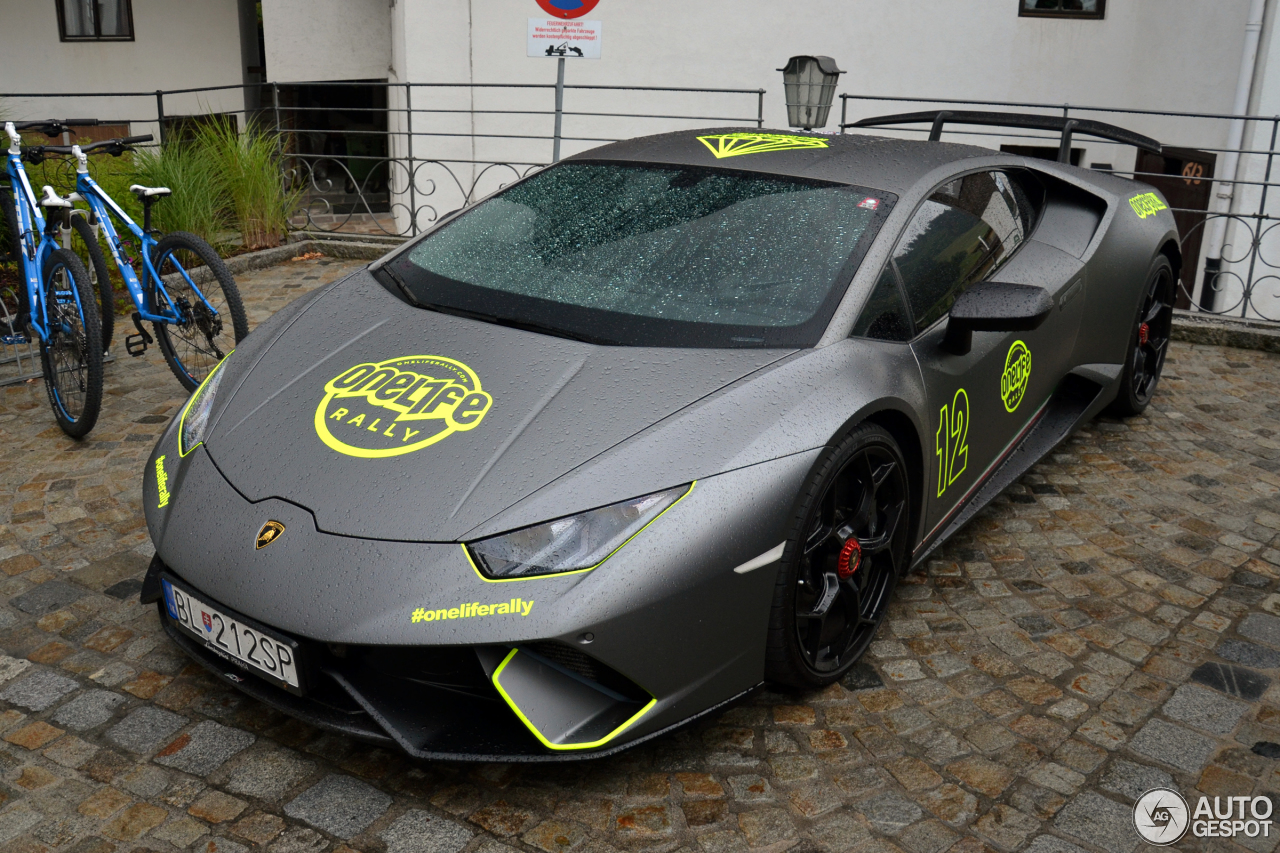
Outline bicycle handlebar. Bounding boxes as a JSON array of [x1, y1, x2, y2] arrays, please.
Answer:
[[20, 134, 154, 163], [10, 119, 99, 138]]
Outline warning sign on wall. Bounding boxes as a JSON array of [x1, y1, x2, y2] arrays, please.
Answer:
[[528, 18, 602, 58]]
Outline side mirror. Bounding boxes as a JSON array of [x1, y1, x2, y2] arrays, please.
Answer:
[[943, 281, 1054, 355]]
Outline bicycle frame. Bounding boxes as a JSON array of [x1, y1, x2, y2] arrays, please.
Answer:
[[68, 149, 216, 326], [4, 126, 85, 343]]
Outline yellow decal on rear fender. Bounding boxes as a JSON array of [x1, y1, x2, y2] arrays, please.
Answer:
[[1130, 192, 1168, 219], [697, 132, 829, 159], [314, 355, 492, 458]]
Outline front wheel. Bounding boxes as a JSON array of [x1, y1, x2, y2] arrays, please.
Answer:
[[765, 424, 911, 689], [66, 214, 116, 353], [150, 231, 248, 391], [1106, 255, 1175, 417], [39, 248, 103, 438]]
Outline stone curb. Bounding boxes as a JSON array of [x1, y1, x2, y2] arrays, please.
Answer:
[[179, 238, 392, 286], [1172, 309, 1280, 354]]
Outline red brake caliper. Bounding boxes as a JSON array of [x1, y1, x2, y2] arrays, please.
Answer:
[[837, 538, 862, 579], [1138, 323, 1149, 346]]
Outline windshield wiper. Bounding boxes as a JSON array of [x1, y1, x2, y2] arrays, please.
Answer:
[[417, 302, 610, 346], [380, 264, 423, 308]]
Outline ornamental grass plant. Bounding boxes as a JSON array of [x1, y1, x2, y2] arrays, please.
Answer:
[[132, 136, 231, 249], [197, 119, 298, 250]]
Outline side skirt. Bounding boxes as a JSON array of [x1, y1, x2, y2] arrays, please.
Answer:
[[910, 373, 1104, 569]]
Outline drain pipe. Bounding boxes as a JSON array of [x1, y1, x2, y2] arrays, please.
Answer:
[[1200, 0, 1267, 310]]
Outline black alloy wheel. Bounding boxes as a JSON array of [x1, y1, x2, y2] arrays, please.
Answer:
[[1107, 255, 1175, 417], [766, 424, 911, 688]]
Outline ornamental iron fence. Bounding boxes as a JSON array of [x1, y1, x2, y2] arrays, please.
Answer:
[[839, 93, 1280, 323], [2, 80, 766, 242]]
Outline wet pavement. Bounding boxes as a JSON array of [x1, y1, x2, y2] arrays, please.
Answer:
[[0, 256, 1278, 853]]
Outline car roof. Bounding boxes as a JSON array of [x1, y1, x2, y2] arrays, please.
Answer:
[[569, 127, 1005, 196]]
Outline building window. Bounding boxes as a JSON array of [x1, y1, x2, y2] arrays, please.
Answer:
[[1019, 0, 1105, 19], [57, 0, 134, 41]]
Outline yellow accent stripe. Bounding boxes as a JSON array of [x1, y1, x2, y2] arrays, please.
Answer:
[[491, 648, 657, 751], [463, 481, 696, 583], [177, 351, 233, 457]]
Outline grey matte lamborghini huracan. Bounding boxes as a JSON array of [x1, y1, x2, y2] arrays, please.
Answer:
[[141, 111, 1180, 760]]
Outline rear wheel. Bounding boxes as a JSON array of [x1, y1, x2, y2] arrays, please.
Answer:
[[39, 248, 103, 438], [150, 232, 248, 391], [66, 214, 116, 353], [765, 424, 911, 689], [1107, 255, 1175, 417]]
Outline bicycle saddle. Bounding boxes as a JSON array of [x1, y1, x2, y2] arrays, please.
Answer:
[[129, 184, 172, 198], [40, 186, 72, 208]]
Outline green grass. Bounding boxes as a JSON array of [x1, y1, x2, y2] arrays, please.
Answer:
[[132, 137, 231, 248]]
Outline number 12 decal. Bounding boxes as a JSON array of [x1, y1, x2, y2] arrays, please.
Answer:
[[936, 389, 970, 497]]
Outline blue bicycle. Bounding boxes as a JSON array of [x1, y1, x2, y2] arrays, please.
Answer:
[[27, 133, 249, 391], [3, 120, 103, 437]]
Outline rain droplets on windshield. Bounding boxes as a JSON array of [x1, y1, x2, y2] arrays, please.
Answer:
[[388, 162, 893, 348]]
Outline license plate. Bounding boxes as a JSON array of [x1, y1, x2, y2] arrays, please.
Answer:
[[161, 576, 302, 692]]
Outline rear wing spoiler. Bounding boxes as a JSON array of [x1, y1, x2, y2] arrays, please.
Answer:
[[847, 110, 1161, 163]]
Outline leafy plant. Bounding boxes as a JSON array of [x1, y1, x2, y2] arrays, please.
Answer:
[[197, 119, 297, 250]]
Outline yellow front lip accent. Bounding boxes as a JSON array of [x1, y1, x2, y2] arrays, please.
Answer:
[[491, 648, 657, 751], [462, 481, 695, 583]]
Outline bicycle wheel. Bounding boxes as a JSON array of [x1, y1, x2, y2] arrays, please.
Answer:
[[67, 214, 116, 352], [150, 231, 248, 392], [39, 248, 103, 438]]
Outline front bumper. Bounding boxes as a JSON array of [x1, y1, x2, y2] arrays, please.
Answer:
[[144, 431, 817, 759], [146, 556, 755, 760]]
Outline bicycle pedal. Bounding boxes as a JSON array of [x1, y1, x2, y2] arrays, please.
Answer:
[[1, 334, 29, 346], [124, 333, 148, 357]]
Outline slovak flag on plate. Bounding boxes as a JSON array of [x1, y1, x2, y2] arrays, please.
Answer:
[[202, 611, 213, 632]]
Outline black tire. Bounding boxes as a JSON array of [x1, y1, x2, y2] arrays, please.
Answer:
[[765, 423, 911, 689], [1106, 255, 1175, 418], [38, 248, 103, 438], [149, 231, 248, 391], [66, 214, 116, 353]]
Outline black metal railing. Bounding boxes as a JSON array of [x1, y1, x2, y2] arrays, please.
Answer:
[[839, 93, 1280, 323], [2, 80, 766, 240]]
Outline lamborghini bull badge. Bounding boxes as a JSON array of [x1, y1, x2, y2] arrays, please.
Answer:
[[314, 355, 493, 458], [256, 520, 285, 549]]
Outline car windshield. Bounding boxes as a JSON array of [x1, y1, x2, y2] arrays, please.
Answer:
[[379, 161, 895, 347]]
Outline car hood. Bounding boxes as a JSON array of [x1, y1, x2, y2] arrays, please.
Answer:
[[204, 270, 794, 541]]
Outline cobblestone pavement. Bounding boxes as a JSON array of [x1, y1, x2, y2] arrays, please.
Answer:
[[1, 257, 1279, 853]]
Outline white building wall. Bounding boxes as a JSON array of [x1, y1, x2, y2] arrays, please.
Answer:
[[261, 0, 391, 84], [0, 0, 246, 138]]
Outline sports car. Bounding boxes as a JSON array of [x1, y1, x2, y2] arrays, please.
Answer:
[[140, 111, 1179, 760]]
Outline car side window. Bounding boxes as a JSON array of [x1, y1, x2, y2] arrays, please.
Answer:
[[894, 171, 1029, 334], [851, 264, 911, 341]]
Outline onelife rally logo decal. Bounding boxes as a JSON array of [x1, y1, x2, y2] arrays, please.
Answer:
[[315, 356, 493, 458], [1001, 340, 1031, 413], [697, 133, 829, 159], [1130, 192, 1169, 218]]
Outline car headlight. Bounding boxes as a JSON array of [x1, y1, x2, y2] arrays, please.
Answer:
[[467, 484, 692, 579], [179, 353, 233, 456]]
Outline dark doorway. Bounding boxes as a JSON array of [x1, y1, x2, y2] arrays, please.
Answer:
[[277, 82, 390, 215], [1135, 147, 1216, 308]]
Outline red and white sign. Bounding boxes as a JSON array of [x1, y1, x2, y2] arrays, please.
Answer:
[[535, 0, 599, 19], [528, 18, 602, 58]]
